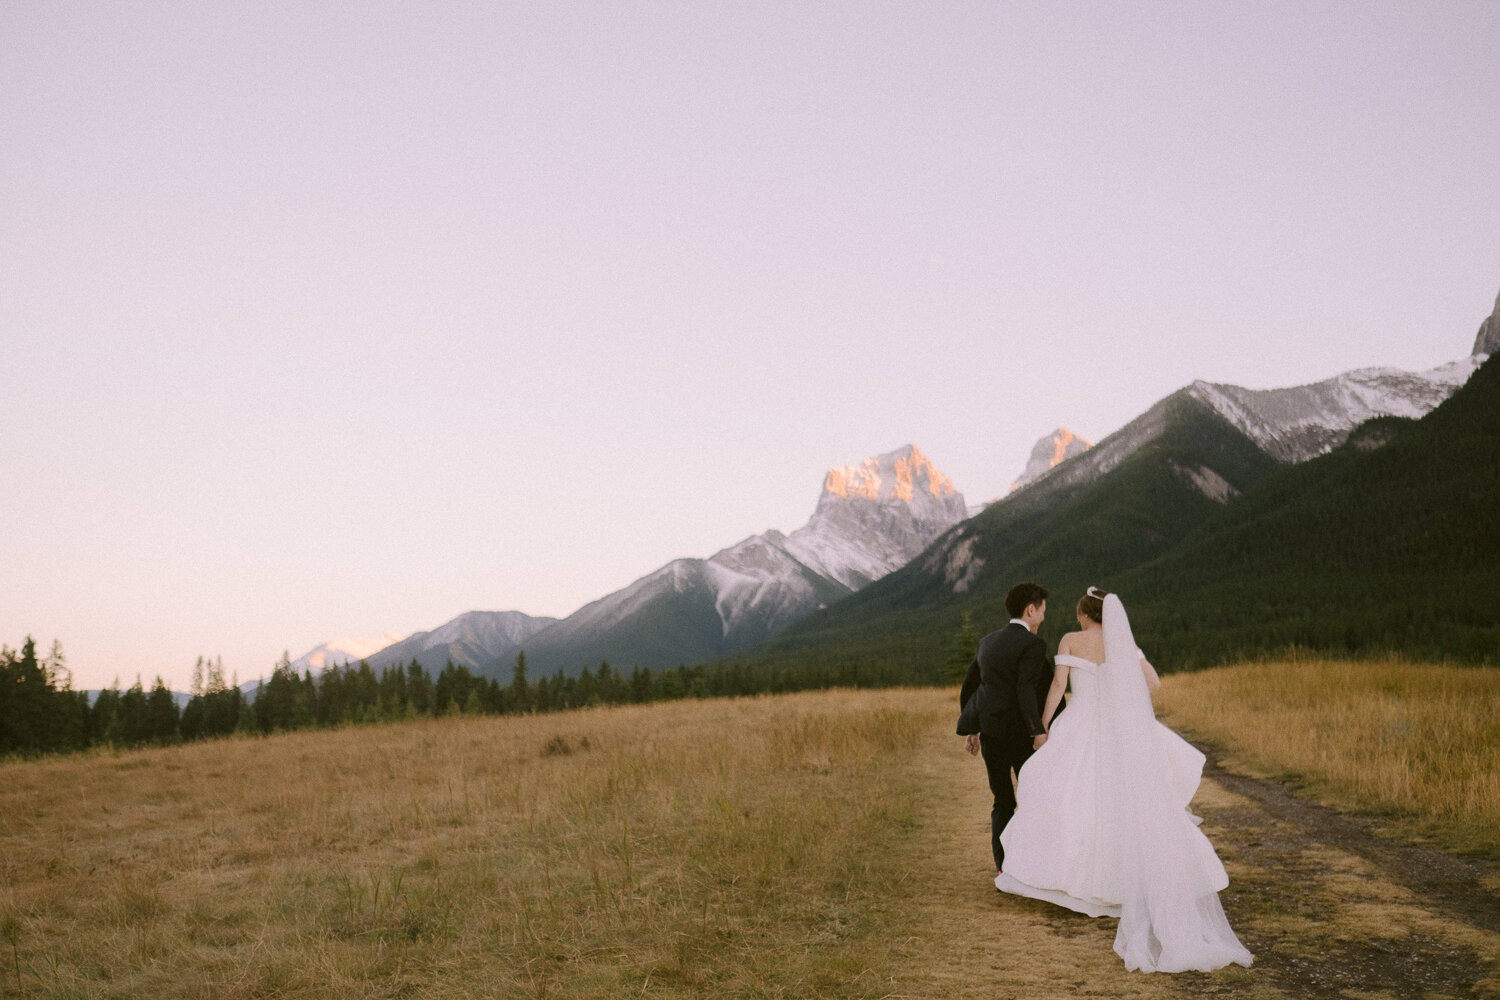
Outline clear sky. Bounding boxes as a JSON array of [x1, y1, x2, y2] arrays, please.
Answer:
[[4, 1, 1498, 692]]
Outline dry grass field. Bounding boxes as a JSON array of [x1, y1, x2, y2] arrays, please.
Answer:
[[1, 667, 1497, 999], [1156, 657, 1500, 857], [1, 691, 941, 998]]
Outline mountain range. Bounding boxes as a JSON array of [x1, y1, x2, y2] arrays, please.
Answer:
[[289, 445, 968, 682], [724, 284, 1498, 677], [352, 611, 557, 676], [283, 282, 1498, 684], [485, 445, 967, 679]]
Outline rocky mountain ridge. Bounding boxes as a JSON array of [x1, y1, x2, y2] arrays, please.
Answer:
[[908, 284, 1499, 611], [729, 343, 1500, 688], [1184, 357, 1481, 463], [279, 446, 967, 681], [1010, 351, 1485, 506], [497, 445, 968, 676], [1009, 429, 1092, 493], [779, 445, 967, 589], [1473, 286, 1500, 356], [348, 611, 557, 675], [279, 285, 1497, 684]]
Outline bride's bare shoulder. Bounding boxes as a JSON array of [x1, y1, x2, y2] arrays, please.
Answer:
[[1057, 631, 1081, 654]]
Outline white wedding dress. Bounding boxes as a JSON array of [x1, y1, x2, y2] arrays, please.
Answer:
[[994, 596, 1253, 973]]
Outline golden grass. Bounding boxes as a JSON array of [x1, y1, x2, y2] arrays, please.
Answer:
[[5, 669, 1494, 999], [1155, 656, 1500, 856], [0, 690, 942, 999]]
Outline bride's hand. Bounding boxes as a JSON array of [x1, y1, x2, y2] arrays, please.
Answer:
[[1033, 733, 1048, 750]]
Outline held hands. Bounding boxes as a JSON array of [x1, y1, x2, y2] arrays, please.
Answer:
[[1032, 732, 1048, 750], [964, 734, 980, 756]]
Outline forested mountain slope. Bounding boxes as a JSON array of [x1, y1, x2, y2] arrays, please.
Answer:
[[720, 353, 1498, 681]]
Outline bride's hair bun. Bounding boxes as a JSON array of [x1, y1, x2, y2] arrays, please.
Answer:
[[1077, 586, 1109, 623]]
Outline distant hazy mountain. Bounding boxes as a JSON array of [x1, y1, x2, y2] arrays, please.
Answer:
[[1009, 429, 1092, 493], [246, 615, 552, 695], [82, 688, 193, 709], [495, 445, 968, 679], [289, 632, 409, 674], [356, 610, 558, 674]]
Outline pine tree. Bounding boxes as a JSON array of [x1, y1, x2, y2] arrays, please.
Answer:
[[147, 677, 179, 744], [946, 611, 981, 684], [238, 683, 262, 735], [207, 657, 226, 694], [378, 662, 406, 720], [43, 640, 70, 691], [510, 651, 531, 713], [91, 683, 121, 747], [576, 666, 597, 706], [118, 678, 149, 746], [293, 670, 316, 729], [403, 661, 434, 716], [181, 695, 205, 742], [0, 640, 51, 754]]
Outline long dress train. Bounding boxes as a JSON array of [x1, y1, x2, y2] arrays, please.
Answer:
[[995, 596, 1253, 973]]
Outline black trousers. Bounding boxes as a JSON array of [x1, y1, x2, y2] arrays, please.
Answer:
[[980, 729, 1036, 872]]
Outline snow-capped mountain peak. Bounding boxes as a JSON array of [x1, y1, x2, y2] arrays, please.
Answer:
[[419, 610, 550, 651], [509, 445, 970, 674], [788, 445, 969, 590], [291, 631, 408, 673], [1185, 355, 1483, 463], [820, 444, 959, 507], [1009, 429, 1093, 493]]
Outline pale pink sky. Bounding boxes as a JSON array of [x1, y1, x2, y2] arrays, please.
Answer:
[[3, 1, 1498, 690]]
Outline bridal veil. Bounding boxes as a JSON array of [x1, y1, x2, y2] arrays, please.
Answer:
[[1097, 595, 1254, 973]]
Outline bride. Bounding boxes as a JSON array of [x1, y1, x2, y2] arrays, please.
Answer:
[[995, 588, 1253, 973]]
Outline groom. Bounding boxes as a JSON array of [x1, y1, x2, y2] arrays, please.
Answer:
[[958, 581, 1054, 877]]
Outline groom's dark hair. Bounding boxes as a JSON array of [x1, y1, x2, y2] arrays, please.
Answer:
[[1004, 582, 1049, 618]]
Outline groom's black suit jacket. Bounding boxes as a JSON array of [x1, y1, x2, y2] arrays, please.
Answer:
[[957, 622, 1056, 740]]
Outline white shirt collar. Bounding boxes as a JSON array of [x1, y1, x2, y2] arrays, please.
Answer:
[[1008, 618, 1029, 628]]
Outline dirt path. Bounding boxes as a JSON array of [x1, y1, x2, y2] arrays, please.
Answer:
[[1199, 747, 1500, 936], [890, 711, 1500, 999]]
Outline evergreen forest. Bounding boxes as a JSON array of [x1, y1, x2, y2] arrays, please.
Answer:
[[1, 637, 900, 758]]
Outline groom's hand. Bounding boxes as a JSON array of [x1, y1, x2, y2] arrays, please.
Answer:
[[1032, 733, 1048, 750], [964, 734, 979, 756]]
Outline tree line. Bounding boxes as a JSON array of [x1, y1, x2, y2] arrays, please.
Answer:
[[3, 636, 954, 759]]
